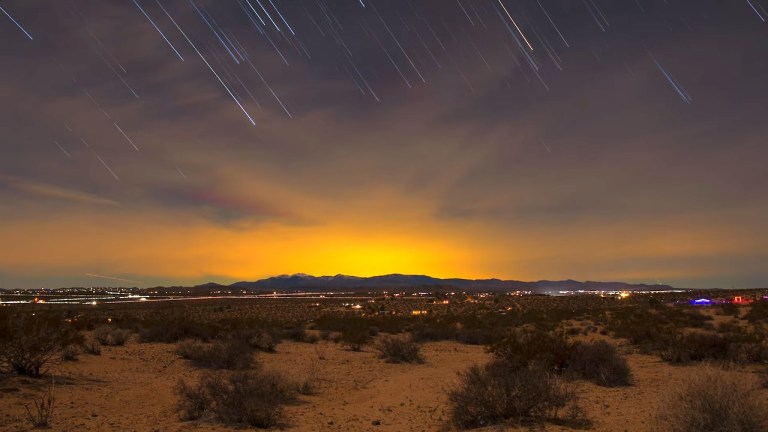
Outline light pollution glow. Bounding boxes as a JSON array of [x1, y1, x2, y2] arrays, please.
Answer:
[[1, 1, 767, 289]]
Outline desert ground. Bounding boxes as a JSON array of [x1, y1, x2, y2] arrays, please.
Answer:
[[2, 293, 768, 431]]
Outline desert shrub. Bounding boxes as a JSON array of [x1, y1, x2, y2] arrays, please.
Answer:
[[176, 369, 295, 428], [718, 302, 741, 317], [314, 315, 374, 350], [61, 345, 79, 362], [110, 329, 130, 346], [448, 360, 578, 428], [82, 338, 101, 355], [716, 319, 744, 334], [25, 377, 56, 428], [235, 328, 281, 352], [283, 327, 308, 342], [176, 339, 254, 370], [456, 327, 506, 345], [0, 312, 82, 377], [411, 324, 455, 342], [607, 307, 677, 351], [661, 332, 730, 363], [490, 328, 573, 372], [744, 300, 768, 323], [566, 326, 580, 336], [660, 331, 768, 364], [92, 326, 112, 346], [138, 315, 218, 343], [342, 326, 370, 351], [376, 336, 424, 364], [568, 340, 631, 387], [653, 366, 768, 432], [92, 326, 131, 346], [296, 361, 320, 395]]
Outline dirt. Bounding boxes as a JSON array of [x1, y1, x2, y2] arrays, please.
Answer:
[[1, 337, 765, 431]]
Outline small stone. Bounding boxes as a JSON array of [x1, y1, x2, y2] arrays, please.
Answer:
[[372, 419, 381, 426]]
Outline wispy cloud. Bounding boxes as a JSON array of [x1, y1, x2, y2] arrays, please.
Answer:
[[0, 175, 120, 206]]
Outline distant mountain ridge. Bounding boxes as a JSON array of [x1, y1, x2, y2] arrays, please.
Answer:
[[228, 273, 672, 294], [0, 274, 674, 293]]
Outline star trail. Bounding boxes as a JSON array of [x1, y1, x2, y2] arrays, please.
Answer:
[[0, 0, 766, 289]]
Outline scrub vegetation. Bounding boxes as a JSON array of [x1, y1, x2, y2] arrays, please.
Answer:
[[1, 289, 767, 430]]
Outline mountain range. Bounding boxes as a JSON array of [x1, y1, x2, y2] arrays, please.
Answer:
[[220, 273, 672, 294], [0, 274, 675, 294]]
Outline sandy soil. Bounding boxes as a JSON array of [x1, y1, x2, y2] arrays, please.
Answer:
[[0, 337, 765, 432]]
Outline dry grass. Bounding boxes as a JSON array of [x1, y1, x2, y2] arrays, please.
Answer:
[[25, 375, 55, 429]]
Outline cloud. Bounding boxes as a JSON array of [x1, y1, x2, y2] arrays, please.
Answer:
[[0, 175, 119, 206]]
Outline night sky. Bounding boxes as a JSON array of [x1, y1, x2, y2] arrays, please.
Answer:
[[1, 0, 766, 289]]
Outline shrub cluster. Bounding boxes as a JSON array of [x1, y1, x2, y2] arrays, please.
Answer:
[[92, 326, 131, 346], [567, 340, 632, 387], [176, 369, 295, 428], [449, 360, 582, 428], [376, 336, 424, 364], [744, 300, 768, 323], [607, 306, 711, 353], [665, 330, 768, 364], [491, 328, 631, 387], [176, 339, 255, 370]]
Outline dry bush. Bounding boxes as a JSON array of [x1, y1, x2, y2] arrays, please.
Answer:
[[654, 366, 768, 432], [92, 326, 112, 346], [448, 359, 582, 429], [296, 360, 320, 395], [176, 369, 295, 428], [92, 326, 131, 346], [314, 315, 372, 350], [110, 329, 131, 346], [490, 328, 573, 372], [61, 345, 79, 362], [82, 339, 101, 356], [744, 300, 768, 323], [376, 335, 424, 364], [283, 327, 308, 342], [138, 318, 217, 344], [0, 312, 81, 377], [236, 328, 281, 352], [342, 326, 371, 351], [176, 339, 255, 370], [568, 340, 632, 387], [661, 331, 768, 365], [25, 376, 55, 428]]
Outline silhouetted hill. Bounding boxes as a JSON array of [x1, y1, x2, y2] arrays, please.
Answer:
[[229, 274, 673, 294]]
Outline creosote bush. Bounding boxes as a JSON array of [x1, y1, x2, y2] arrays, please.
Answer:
[[490, 328, 631, 387], [176, 338, 255, 370], [654, 366, 768, 432], [568, 340, 632, 387], [449, 360, 582, 429], [0, 311, 82, 377], [376, 335, 424, 364], [92, 326, 131, 346], [490, 327, 573, 372], [176, 369, 296, 428]]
